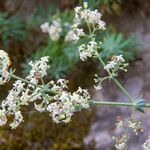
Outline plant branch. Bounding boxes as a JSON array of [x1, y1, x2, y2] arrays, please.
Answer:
[[8, 72, 56, 94], [90, 100, 150, 108], [97, 55, 134, 103]]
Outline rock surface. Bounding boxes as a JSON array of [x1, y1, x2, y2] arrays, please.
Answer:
[[84, 6, 150, 150]]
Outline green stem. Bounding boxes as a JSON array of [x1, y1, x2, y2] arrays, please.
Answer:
[[97, 56, 134, 103], [9, 73, 40, 88], [9, 73, 56, 94], [90, 100, 150, 108], [113, 78, 134, 102]]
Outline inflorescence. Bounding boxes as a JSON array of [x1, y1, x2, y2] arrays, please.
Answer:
[[0, 2, 149, 149], [0, 50, 90, 129]]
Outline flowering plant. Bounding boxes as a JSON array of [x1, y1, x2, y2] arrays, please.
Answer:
[[23, 1, 138, 78], [0, 2, 149, 149]]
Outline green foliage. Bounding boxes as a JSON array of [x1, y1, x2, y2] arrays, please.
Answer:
[[23, 3, 139, 79], [88, 0, 122, 14], [101, 32, 139, 61], [26, 2, 58, 29], [0, 13, 27, 48], [23, 9, 79, 79], [23, 40, 79, 79]]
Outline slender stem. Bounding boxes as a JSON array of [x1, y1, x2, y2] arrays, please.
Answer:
[[9, 72, 56, 94], [90, 100, 150, 108], [86, 21, 92, 36], [97, 56, 134, 103], [9, 73, 40, 88], [113, 78, 134, 102]]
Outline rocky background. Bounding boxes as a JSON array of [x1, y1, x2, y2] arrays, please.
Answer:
[[0, 0, 150, 150], [85, 1, 150, 149]]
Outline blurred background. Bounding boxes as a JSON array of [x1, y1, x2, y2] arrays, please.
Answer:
[[0, 0, 150, 149]]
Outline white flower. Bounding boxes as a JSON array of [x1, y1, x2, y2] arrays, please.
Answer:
[[48, 18, 62, 41], [0, 50, 91, 128], [65, 26, 85, 42], [59, 91, 70, 102], [143, 136, 150, 150], [10, 111, 23, 129], [41, 19, 62, 41], [30, 87, 42, 102], [94, 83, 102, 90], [0, 50, 11, 85], [127, 119, 143, 135], [78, 39, 98, 61], [26, 56, 50, 87], [83, 2, 88, 9], [74, 2, 105, 30], [2, 80, 25, 113], [97, 20, 106, 30], [46, 83, 90, 124], [20, 89, 30, 105], [13, 80, 25, 91], [57, 79, 68, 89], [104, 55, 128, 72], [47, 102, 59, 113], [104, 61, 117, 71], [40, 22, 49, 33], [115, 55, 125, 62], [113, 134, 128, 150], [0, 110, 7, 126], [34, 103, 45, 112], [65, 30, 78, 41]]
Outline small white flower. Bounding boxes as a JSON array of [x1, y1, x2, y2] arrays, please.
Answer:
[[0, 50, 11, 85], [20, 89, 30, 105], [0, 110, 7, 126], [74, 3, 105, 30], [48, 18, 62, 41], [143, 136, 150, 150], [127, 119, 143, 135], [57, 79, 68, 89], [78, 39, 98, 61], [40, 22, 49, 33], [47, 102, 59, 113], [113, 134, 128, 150], [104, 55, 127, 73], [94, 83, 102, 90], [26, 56, 50, 87], [115, 55, 125, 62], [34, 103, 45, 112], [65, 26, 85, 42], [104, 61, 117, 71], [10, 111, 23, 129]]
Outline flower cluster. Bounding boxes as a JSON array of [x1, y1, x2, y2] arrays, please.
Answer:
[[40, 18, 62, 41], [127, 119, 143, 135], [0, 50, 91, 128], [46, 85, 90, 123], [116, 118, 143, 135], [65, 2, 105, 42], [0, 55, 50, 128], [143, 136, 150, 150], [112, 134, 128, 150], [113, 117, 144, 149], [78, 38, 98, 61], [26, 56, 50, 86], [65, 24, 85, 41], [104, 55, 128, 74], [0, 50, 11, 85], [74, 2, 105, 30]]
